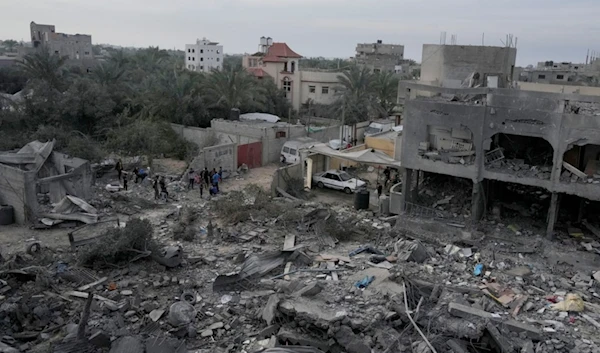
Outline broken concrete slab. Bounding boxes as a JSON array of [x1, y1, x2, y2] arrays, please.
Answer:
[[503, 320, 542, 340], [394, 239, 429, 263], [506, 266, 532, 277], [277, 329, 330, 352], [294, 282, 322, 297], [486, 323, 514, 353], [279, 297, 347, 324], [149, 309, 165, 322], [448, 302, 494, 321], [335, 326, 371, 353], [257, 324, 280, 339], [109, 336, 144, 353], [262, 294, 281, 325], [89, 331, 111, 348], [145, 337, 187, 353]]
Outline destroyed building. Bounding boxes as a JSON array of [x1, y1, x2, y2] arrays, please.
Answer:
[[419, 44, 517, 88], [0, 140, 93, 224], [399, 83, 600, 236]]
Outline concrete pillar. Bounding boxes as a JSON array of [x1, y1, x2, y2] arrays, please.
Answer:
[[400, 168, 413, 213], [411, 170, 420, 201], [546, 192, 560, 238], [472, 181, 485, 221]]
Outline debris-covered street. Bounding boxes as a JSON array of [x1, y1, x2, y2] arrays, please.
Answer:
[[1, 164, 600, 353]]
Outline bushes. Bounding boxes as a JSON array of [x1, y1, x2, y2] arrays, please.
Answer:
[[106, 120, 197, 160], [77, 218, 156, 268]]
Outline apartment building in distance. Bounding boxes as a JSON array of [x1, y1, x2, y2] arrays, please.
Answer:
[[355, 39, 405, 73], [243, 37, 339, 110], [30, 21, 93, 64], [185, 38, 223, 73], [519, 60, 598, 85]]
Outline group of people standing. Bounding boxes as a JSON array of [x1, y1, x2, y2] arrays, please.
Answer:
[[187, 167, 222, 197], [115, 159, 169, 201]]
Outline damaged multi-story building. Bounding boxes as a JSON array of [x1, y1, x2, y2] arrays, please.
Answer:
[[398, 43, 600, 236], [399, 83, 600, 236]]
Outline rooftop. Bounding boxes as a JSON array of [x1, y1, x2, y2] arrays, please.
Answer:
[[265, 42, 301, 59]]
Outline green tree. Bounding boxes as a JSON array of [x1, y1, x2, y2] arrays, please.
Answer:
[[143, 70, 208, 126], [260, 79, 292, 118], [0, 67, 28, 94], [91, 62, 125, 86], [300, 57, 346, 71], [107, 49, 130, 68], [2, 40, 18, 52], [372, 71, 399, 117], [223, 55, 243, 71], [60, 78, 116, 136], [18, 48, 67, 91], [205, 67, 265, 116], [331, 64, 376, 124]]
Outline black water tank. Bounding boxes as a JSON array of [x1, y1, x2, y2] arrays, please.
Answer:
[[230, 108, 240, 120], [354, 190, 370, 210], [0, 205, 15, 225]]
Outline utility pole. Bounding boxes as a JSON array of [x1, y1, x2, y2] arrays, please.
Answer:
[[339, 105, 346, 151], [306, 101, 312, 137]]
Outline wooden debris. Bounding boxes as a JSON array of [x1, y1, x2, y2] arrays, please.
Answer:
[[283, 262, 292, 281], [64, 291, 117, 305], [77, 277, 108, 291], [327, 262, 338, 281]]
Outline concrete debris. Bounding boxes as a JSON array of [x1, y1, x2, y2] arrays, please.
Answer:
[[262, 294, 281, 325], [394, 239, 429, 263], [109, 336, 144, 353], [335, 326, 371, 353], [167, 301, 196, 327], [3, 161, 600, 353]]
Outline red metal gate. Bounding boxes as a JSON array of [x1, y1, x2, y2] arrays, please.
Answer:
[[237, 142, 262, 169]]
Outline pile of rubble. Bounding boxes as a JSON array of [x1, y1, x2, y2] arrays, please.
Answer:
[[487, 158, 552, 180], [2, 173, 600, 353]]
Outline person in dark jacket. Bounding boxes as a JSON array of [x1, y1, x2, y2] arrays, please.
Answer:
[[187, 169, 195, 190], [203, 167, 210, 187], [115, 159, 123, 180]]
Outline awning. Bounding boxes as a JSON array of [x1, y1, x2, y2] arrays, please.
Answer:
[[307, 144, 401, 167]]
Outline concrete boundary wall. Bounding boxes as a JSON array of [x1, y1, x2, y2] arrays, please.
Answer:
[[271, 163, 303, 196], [188, 142, 237, 174]]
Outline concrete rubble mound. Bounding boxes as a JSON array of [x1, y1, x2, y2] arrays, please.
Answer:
[[2, 167, 600, 353]]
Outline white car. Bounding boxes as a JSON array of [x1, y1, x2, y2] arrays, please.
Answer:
[[313, 170, 366, 194]]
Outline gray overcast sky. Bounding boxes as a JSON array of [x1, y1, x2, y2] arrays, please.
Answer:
[[2, 0, 600, 66]]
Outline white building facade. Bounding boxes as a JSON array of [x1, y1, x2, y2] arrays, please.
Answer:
[[185, 38, 223, 73]]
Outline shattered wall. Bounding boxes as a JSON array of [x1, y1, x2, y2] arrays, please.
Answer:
[[38, 152, 93, 203], [189, 143, 237, 172], [0, 164, 37, 224], [271, 163, 303, 196], [420, 44, 517, 88], [400, 83, 600, 203]]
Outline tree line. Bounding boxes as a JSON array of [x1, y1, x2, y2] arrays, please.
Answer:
[[0, 44, 400, 161]]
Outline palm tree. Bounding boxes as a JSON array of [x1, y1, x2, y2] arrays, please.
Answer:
[[205, 67, 265, 114], [331, 64, 376, 124], [107, 49, 130, 68], [372, 71, 399, 117], [18, 48, 67, 91], [91, 62, 125, 86], [260, 79, 292, 118], [2, 40, 18, 52]]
